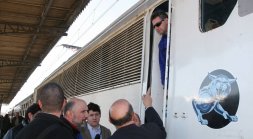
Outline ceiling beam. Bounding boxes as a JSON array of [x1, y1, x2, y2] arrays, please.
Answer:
[[0, 79, 24, 84], [0, 22, 67, 36], [8, 0, 55, 102], [0, 11, 65, 22], [2, 0, 71, 11], [0, 93, 10, 97], [0, 58, 39, 68], [22, 0, 55, 62]]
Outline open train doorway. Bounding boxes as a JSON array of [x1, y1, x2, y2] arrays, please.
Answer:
[[148, 0, 170, 119]]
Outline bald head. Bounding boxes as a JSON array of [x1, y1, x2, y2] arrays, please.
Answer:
[[109, 99, 134, 127]]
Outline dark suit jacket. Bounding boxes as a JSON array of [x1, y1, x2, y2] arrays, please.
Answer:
[[11, 116, 23, 127], [80, 123, 111, 139], [15, 113, 74, 139], [108, 107, 166, 139]]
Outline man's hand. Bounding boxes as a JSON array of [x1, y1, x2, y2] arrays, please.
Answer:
[[142, 88, 152, 109]]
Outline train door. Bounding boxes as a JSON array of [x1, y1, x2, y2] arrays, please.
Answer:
[[145, 0, 170, 119], [165, 0, 253, 138]]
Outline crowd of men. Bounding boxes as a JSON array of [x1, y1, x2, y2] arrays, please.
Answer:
[[0, 82, 166, 139], [0, 10, 168, 139]]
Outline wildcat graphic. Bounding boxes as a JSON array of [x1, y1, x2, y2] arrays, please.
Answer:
[[192, 73, 238, 125]]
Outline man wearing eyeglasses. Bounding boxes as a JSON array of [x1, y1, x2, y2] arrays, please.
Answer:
[[80, 102, 111, 139], [151, 11, 169, 87]]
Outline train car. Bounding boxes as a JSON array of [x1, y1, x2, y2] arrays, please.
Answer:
[[32, 0, 253, 138], [11, 94, 34, 117]]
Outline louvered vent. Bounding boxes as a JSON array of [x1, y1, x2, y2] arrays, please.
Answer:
[[46, 18, 144, 97]]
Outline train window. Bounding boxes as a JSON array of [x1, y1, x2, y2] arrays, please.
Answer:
[[200, 0, 237, 32], [238, 0, 253, 17]]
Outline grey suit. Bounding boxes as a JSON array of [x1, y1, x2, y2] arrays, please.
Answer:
[[79, 123, 111, 139]]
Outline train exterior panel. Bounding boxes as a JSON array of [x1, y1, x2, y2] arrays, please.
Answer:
[[166, 0, 253, 138]]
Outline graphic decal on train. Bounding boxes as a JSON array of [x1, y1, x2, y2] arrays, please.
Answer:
[[192, 69, 239, 129]]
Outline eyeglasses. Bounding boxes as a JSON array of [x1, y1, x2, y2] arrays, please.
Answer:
[[153, 20, 164, 28]]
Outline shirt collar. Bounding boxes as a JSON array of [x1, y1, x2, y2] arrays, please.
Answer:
[[87, 123, 101, 132]]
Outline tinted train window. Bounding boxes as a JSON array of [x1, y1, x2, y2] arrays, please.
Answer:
[[200, 0, 237, 32]]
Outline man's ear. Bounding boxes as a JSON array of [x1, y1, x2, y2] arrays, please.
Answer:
[[109, 117, 112, 124], [132, 113, 137, 121], [130, 112, 135, 121], [65, 110, 73, 118], [38, 100, 43, 109]]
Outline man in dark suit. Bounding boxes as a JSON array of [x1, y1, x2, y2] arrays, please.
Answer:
[[108, 88, 166, 139], [15, 82, 74, 139]]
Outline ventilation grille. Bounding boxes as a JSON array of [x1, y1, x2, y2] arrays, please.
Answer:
[[41, 18, 144, 97]]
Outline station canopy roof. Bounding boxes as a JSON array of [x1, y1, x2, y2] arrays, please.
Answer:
[[0, 0, 90, 104]]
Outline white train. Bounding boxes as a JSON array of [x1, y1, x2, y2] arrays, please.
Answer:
[[16, 0, 253, 138], [8, 94, 34, 117]]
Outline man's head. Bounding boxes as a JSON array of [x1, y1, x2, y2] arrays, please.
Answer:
[[37, 82, 65, 114], [87, 102, 101, 128], [109, 99, 134, 128], [25, 103, 41, 122], [151, 11, 168, 35], [63, 98, 88, 127]]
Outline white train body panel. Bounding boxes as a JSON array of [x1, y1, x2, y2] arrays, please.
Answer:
[[166, 0, 253, 138]]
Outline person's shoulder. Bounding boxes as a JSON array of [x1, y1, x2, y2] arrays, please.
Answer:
[[47, 125, 74, 139], [141, 123, 166, 138], [3, 128, 13, 139], [100, 124, 111, 136], [13, 123, 24, 130], [108, 125, 139, 139], [33, 122, 74, 139], [15, 126, 31, 139], [12, 124, 24, 136], [56, 126, 74, 139], [17, 114, 73, 138], [141, 122, 161, 132], [107, 134, 119, 139], [107, 136, 113, 139], [100, 124, 110, 131]]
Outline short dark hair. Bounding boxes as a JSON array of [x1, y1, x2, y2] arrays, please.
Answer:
[[37, 82, 64, 112], [88, 102, 101, 114], [151, 10, 168, 21], [109, 103, 133, 126], [25, 103, 41, 121]]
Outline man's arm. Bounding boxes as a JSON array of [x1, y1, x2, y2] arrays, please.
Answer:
[[142, 88, 166, 136]]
